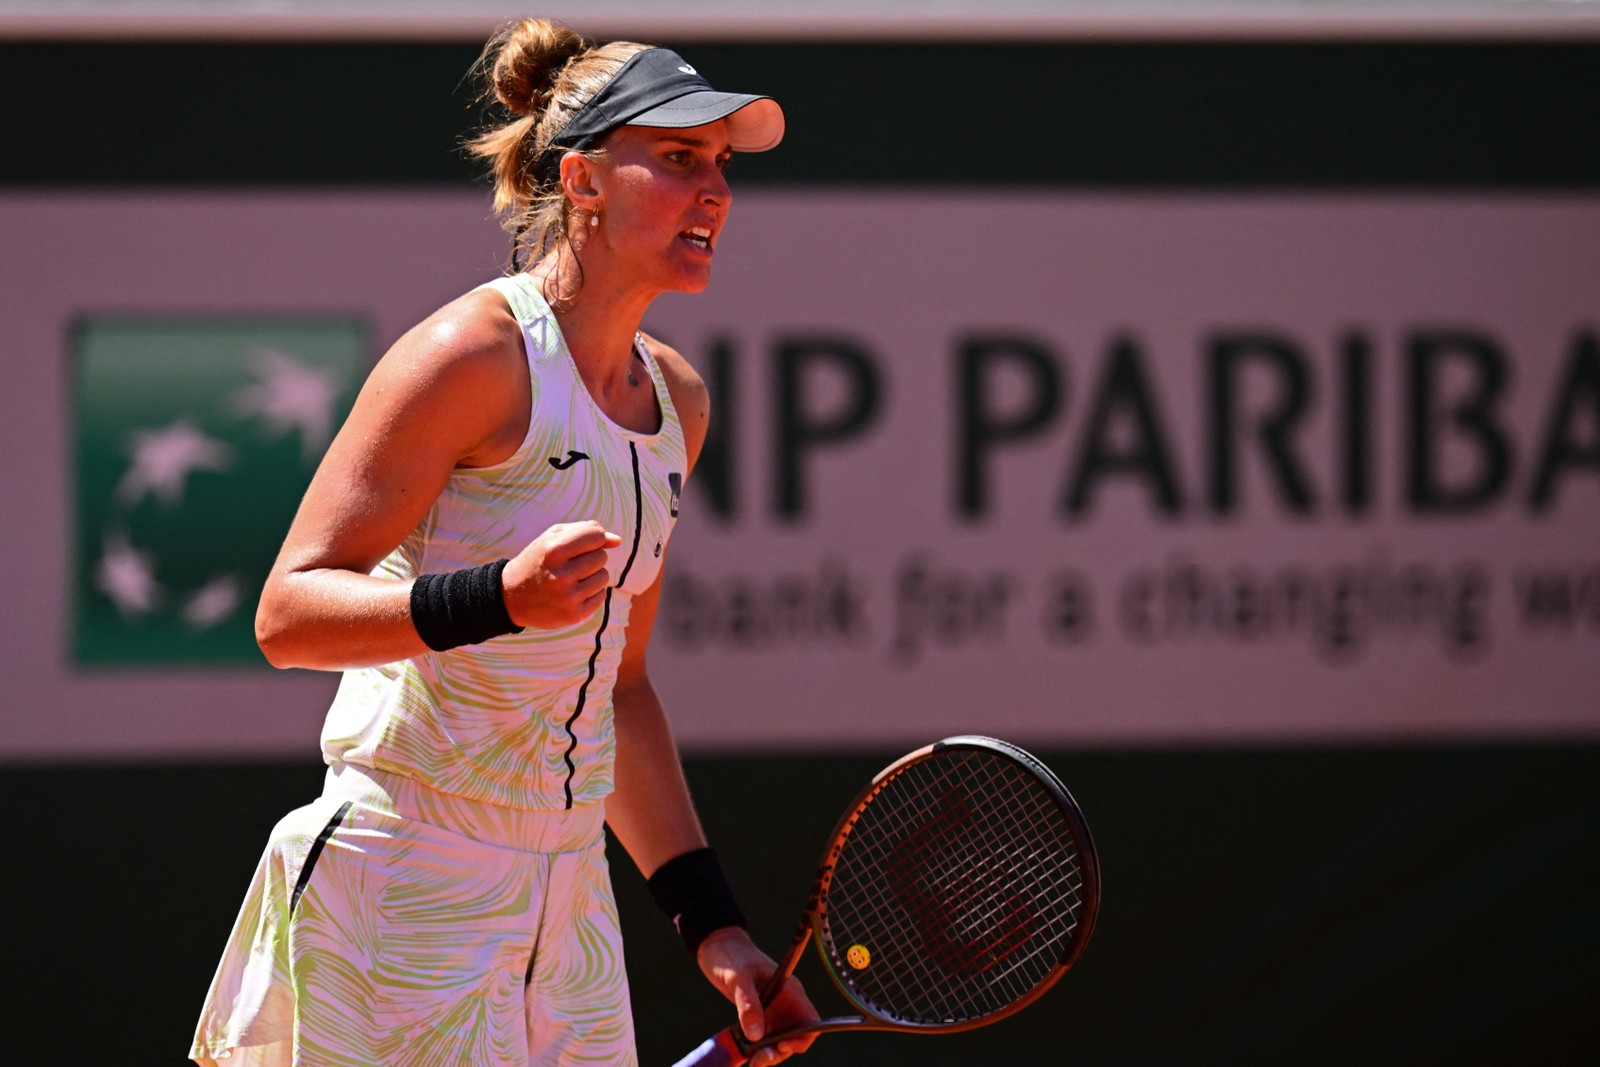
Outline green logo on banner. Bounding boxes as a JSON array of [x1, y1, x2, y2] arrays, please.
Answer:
[[73, 318, 365, 665]]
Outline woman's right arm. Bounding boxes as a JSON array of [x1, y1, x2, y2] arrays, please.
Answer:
[[255, 291, 615, 671]]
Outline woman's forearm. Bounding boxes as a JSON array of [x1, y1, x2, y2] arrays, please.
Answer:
[[255, 569, 425, 671], [606, 672, 711, 878]]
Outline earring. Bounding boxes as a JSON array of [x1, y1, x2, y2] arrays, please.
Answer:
[[589, 211, 600, 230]]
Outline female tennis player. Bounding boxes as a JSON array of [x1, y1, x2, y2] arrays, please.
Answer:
[[190, 18, 817, 1067]]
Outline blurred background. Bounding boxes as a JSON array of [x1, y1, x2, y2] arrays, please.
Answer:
[[2, 1, 1598, 1063]]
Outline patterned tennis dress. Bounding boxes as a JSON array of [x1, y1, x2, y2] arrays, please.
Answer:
[[191, 273, 686, 1067]]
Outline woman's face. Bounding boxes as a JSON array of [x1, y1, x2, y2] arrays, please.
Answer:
[[585, 119, 735, 296]]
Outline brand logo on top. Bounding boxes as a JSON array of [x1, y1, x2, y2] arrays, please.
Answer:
[[549, 450, 590, 470]]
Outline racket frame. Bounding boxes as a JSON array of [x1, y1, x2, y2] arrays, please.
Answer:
[[744, 734, 1100, 1052]]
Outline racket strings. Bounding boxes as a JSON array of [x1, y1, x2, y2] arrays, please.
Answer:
[[819, 749, 1090, 1026], [827, 766, 1077, 1020]]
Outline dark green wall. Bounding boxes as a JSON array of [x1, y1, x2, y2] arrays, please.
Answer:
[[7, 747, 1597, 1065], [6, 41, 1599, 187]]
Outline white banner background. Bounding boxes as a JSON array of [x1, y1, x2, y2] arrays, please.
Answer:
[[1, 190, 1595, 759]]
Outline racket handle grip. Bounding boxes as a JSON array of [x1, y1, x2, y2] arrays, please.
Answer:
[[670, 1027, 748, 1067]]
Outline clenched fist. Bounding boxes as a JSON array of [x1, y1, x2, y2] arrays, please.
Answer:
[[501, 520, 623, 629]]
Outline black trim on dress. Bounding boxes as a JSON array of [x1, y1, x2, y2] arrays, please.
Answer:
[[291, 800, 353, 914], [560, 443, 645, 810]]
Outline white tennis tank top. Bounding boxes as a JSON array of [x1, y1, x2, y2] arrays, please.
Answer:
[[320, 273, 687, 811]]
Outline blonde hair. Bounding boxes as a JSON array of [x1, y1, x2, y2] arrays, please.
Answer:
[[467, 18, 650, 270]]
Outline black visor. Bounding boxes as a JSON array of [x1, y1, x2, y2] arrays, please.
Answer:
[[536, 48, 784, 184]]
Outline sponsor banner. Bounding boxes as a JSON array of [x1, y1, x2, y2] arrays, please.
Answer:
[[73, 317, 364, 664], [0, 190, 1595, 759]]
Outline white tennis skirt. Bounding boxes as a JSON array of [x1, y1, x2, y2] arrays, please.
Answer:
[[190, 761, 635, 1066]]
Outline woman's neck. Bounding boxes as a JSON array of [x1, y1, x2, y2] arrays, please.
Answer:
[[533, 248, 655, 395]]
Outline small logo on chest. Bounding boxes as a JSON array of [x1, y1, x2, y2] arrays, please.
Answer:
[[548, 450, 589, 470]]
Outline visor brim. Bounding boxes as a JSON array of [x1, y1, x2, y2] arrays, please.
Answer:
[[626, 93, 785, 153]]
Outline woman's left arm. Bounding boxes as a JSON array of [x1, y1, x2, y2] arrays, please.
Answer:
[[607, 578, 710, 875], [607, 333, 715, 876], [609, 575, 817, 1066], [606, 336, 817, 1064]]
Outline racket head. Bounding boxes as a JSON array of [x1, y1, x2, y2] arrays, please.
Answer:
[[807, 735, 1100, 1033]]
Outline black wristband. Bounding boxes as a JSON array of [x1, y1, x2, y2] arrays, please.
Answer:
[[646, 847, 747, 954], [409, 558, 525, 652]]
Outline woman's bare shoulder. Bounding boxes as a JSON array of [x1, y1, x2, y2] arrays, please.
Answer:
[[346, 286, 529, 466], [639, 333, 708, 417], [385, 286, 524, 382], [640, 332, 710, 464]]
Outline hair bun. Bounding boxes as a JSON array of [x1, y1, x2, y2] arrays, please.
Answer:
[[487, 18, 589, 116]]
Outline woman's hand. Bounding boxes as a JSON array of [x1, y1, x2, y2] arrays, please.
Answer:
[[696, 928, 819, 1066], [501, 520, 622, 628]]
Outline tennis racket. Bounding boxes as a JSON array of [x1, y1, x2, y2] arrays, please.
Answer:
[[670, 735, 1100, 1066]]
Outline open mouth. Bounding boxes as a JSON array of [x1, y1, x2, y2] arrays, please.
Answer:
[[680, 226, 715, 252]]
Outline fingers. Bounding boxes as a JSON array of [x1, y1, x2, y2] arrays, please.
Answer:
[[574, 583, 608, 620], [541, 520, 624, 562], [694, 930, 814, 1065], [770, 1035, 817, 1061], [503, 520, 623, 629], [751, 1034, 805, 1066], [733, 973, 794, 1067], [560, 546, 614, 583], [731, 973, 765, 1047], [762, 975, 819, 1062], [752, 1036, 811, 1065]]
